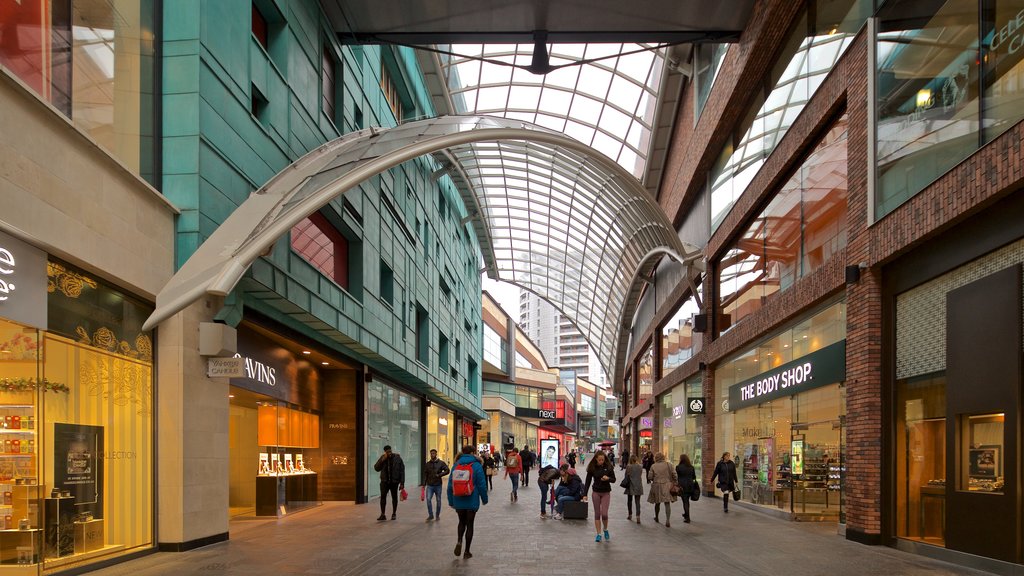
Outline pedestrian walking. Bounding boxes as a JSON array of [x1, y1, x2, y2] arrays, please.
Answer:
[[482, 452, 495, 491], [642, 451, 655, 483], [373, 445, 405, 521], [675, 454, 697, 523], [647, 452, 677, 527], [624, 454, 644, 523], [537, 464, 560, 519], [567, 449, 577, 467], [552, 464, 583, 519], [521, 445, 535, 487], [504, 447, 522, 502], [711, 452, 739, 513], [582, 451, 616, 542], [620, 449, 630, 470], [580, 452, 586, 466], [424, 449, 450, 521], [448, 445, 488, 560]]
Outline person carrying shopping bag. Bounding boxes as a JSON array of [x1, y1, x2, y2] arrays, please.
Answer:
[[646, 453, 677, 527], [710, 452, 739, 513]]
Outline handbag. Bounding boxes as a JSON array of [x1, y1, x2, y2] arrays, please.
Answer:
[[690, 481, 701, 501], [669, 483, 681, 497], [619, 476, 630, 489], [732, 489, 741, 501]]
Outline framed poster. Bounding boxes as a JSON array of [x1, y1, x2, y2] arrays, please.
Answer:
[[791, 439, 804, 476], [968, 447, 999, 478], [258, 453, 270, 475], [54, 423, 104, 518], [540, 439, 559, 469]]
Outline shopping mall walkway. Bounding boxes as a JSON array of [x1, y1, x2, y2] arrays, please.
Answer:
[[86, 465, 991, 576]]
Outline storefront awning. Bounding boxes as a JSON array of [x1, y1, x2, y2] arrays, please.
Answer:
[[142, 115, 703, 390]]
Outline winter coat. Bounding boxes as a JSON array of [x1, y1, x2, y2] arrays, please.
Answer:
[[374, 452, 405, 485], [624, 463, 645, 496], [584, 461, 617, 494], [675, 462, 697, 495], [620, 450, 631, 469], [424, 458, 450, 486], [537, 465, 560, 485], [646, 461, 678, 504], [642, 453, 654, 472], [505, 453, 523, 474], [483, 455, 496, 476], [447, 454, 489, 511], [711, 460, 738, 492], [559, 470, 584, 499], [521, 449, 536, 468]]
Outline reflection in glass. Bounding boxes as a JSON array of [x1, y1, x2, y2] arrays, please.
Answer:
[[366, 381, 421, 498], [694, 44, 728, 120], [637, 345, 653, 405], [661, 292, 701, 377], [961, 413, 1004, 494], [896, 373, 947, 546]]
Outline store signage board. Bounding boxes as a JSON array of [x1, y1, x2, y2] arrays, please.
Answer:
[[639, 416, 654, 429], [687, 398, 706, 415], [0, 230, 47, 329], [207, 357, 246, 378], [727, 340, 846, 412], [515, 407, 558, 420]]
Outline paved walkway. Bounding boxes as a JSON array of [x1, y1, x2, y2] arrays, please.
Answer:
[[86, 469, 993, 576]]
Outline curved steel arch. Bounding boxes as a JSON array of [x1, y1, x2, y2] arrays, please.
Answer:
[[142, 115, 702, 389]]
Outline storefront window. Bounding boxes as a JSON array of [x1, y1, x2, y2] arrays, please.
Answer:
[[0, 261, 156, 571], [661, 293, 701, 377], [637, 345, 653, 405], [896, 373, 947, 546], [960, 413, 1004, 494], [717, 117, 849, 332], [426, 405, 454, 466], [664, 378, 704, 480], [483, 324, 506, 372], [367, 381, 421, 499], [0, 0, 159, 186]]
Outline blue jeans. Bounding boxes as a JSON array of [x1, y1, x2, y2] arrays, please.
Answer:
[[554, 485, 577, 513], [538, 482, 550, 514], [425, 484, 443, 518], [509, 473, 520, 496]]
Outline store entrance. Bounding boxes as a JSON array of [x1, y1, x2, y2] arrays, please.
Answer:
[[787, 418, 844, 519]]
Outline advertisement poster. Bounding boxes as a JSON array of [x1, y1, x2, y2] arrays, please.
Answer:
[[284, 453, 294, 473], [54, 423, 104, 518], [258, 453, 270, 475], [477, 443, 491, 455], [271, 453, 281, 474], [296, 454, 305, 471], [540, 439, 560, 469], [791, 439, 804, 476]]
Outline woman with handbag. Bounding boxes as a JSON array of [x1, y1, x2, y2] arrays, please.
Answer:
[[483, 452, 496, 491], [646, 453, 678, 527], [675, 454, 697, 523], [711, 452, 739, 513], [582, 451, 616, 542], [623, 455, 644, 522]]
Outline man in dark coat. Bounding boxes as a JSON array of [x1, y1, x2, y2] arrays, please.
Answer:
[[520, 445, 536, 487], [374, 445, 405, 520]]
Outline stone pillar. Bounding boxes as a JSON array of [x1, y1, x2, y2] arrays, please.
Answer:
[[156, 300, 230, 550]]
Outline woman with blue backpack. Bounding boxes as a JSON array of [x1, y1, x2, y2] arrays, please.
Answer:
[[448, 445, 489, 560]]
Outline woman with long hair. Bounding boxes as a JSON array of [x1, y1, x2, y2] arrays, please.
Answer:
[[447, 445, 489, 559], [482, 452, 495, 491], [646, 452, 678, 527], [624, 454, 644, 522], [710, 451, 738, 513], [582, 450, 616, 542], [675, 454, 697, 523]]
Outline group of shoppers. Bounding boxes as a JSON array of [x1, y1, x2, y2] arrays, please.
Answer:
[[375, 443, 741, 559]]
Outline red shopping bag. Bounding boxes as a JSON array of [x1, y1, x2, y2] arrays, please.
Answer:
[[420, 486, 425, 501], [400, 488, 408, 501]]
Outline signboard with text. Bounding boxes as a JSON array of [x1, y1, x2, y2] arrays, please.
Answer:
[[0, 230, 47, 329], [727, 340, 846, 412]]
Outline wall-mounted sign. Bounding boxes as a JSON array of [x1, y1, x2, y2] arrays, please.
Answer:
[[208, 357, 245, 378], [687, 398, 706, 415], [638, 416, 654, 430], [0, 230, 47, 329], [727, 340, 846, 412], [230, 325, 322, 409], [515, 407, 557, 420]]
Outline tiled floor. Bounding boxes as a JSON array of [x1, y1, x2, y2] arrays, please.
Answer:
[[85, 472, 995, 576]]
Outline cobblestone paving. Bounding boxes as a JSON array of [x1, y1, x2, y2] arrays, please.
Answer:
[[86, 470, 996, 576]]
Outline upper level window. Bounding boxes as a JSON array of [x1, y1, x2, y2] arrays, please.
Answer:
[[637, 344, 654, 405], [322, 44, 337, 123], [661, 291, 702, 377], [694, 44, 727, 121], [252, 4, 269, 50], [381, 64, 404, 123], [291, 212, 349, 290]]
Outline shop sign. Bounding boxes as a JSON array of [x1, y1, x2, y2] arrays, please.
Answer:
[[989, 8, 1024, 55], [638, 416, 653, 429], [687, 398, 706, 415], [516, 407, 558, 420], [0, 230, 47, 329], [727, 340, 846, 412], [207, 357, 245, 378]]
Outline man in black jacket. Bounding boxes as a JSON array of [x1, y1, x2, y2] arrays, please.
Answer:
[[424, 449, 450, 521], [520, 445, 536, 487], [374, 445, 405, 521]]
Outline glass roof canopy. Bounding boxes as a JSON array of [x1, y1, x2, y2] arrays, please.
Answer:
[[142, 116, 702, 391], [440, 43, 664, 179]]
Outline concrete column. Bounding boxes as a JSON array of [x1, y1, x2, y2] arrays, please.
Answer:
[[157, 300, 230, 550]]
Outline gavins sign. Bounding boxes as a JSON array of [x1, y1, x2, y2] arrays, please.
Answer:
[[0, 230, 47, 329]]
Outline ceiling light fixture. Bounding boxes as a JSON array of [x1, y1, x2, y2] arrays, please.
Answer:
[[321, 362, 329, 366], [302, 350, 311, 355]]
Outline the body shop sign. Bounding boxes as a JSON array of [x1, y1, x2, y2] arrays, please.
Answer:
[[0, 230, 47, 329], [727, 340, 846, 411]]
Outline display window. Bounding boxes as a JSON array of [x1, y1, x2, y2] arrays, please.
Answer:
[[426, 405, 455, 466], [659, 379, 703, 481], [0, 259, 155, 573], [366, 381, 420, 499], [895, 373, 947, 546]]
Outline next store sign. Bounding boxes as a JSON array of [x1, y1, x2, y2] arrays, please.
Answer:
[[727, 340, 846, 411]]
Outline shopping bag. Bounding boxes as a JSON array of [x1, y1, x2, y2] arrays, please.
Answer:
[[400, 488, 409, 501], [691, 481, 701, 501], [420, 486, 425, 501], [732, 489, 741, 501]]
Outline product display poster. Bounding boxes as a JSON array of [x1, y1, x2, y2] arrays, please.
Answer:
[[271, 453, 281, 473], [54, 423, 104, 518], [540, 439, 559, 468], [284, 453, 294, 473], [258, 453, 270, 475], [791, 439, 804, 476], [477, 443, 491, 455]]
